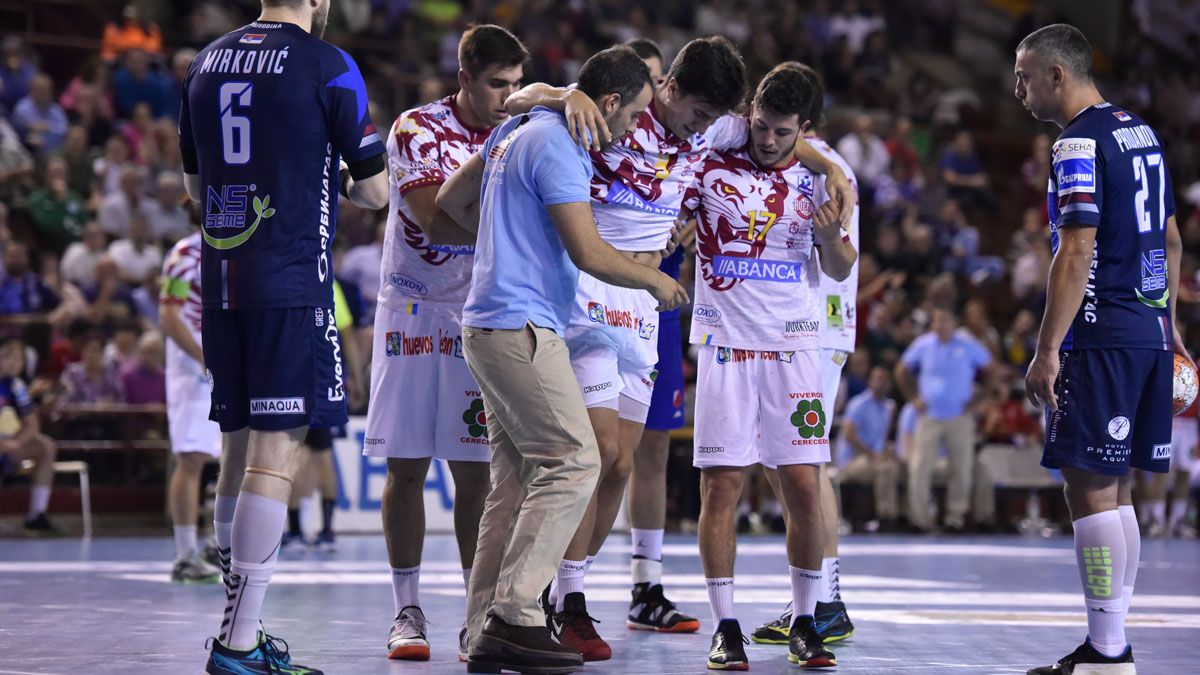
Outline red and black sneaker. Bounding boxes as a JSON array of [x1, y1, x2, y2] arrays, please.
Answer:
[[551, 592, 612, 662]]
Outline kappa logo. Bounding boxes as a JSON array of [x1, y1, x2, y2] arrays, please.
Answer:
[[250, 398, 305, 415]]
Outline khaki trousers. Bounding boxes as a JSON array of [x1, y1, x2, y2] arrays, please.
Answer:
[[839, 454, 902, 519], [907, 413, 975, 529], [462, 323, 601, 641]]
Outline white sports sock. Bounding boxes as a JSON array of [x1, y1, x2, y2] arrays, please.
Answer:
[[554, 559, 588, 612], [820, 557, 841, 603], [27, 485, 51, 520], [1149, 499, 1166, 525], [790, 566, 823, 619], [706, 577, 735, 625], [1117, 505, 1139, 613], [585, 555, 596, 571], [174, 525, 198, 561], [632, 528, 665, 585], [391, 566, 420, 615], [214, 494, 238, 552], [1073, 510, 1128, 658], [1169, 499, 1188, 528], [225, 492, 287, 650]]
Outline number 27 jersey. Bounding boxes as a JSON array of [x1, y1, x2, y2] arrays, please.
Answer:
[[179, 21, 385, 311], [1049, 102, 1176, 351]]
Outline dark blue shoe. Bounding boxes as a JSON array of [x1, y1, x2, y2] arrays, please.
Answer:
[[814, 600, 855, 643], [206, 633, 322, 674]]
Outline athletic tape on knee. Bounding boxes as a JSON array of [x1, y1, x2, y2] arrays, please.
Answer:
[[245, 466, 294, 483]]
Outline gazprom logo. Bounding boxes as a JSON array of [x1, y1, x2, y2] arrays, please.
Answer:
[[714, 255, 802, 282], [390, 273, 428, 298], [606, 181, 679, 217]]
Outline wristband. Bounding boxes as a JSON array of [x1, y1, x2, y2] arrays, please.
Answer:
[[339, 169, 352, 199]]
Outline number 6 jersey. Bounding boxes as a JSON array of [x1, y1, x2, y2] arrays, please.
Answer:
[[1049, 102, 1176, 351], [179, 21, 385, 311], [684, 143, 830, 352]]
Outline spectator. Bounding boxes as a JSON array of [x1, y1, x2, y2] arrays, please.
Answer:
[[119, 102, 156, 164], [1002, 309, 1038, 371], [28, 156, 88, 249], [11, 73, 69, 157], [856, 31, 893, 104], [872, 161, 921, 221], [837, 366, 901, 529], [831, 0, 887, 53], [108, 214, 162, 284], [962, 298, 1002, 357], [884, 116, 919, 181], [939, 199, 1004, 283], [112, 49, 167, 119], [0, 242, 59, 316], [140, 172, 191, 241], [46, 317, 92, 378], [895, 306, 991, 533], [0, 114, 35, 199], [58, 333, 124, 404], [161, 48, 197, 120], [836, 114, 890, 199], [981, 376, 1041, 446], [939, 129, 991, 209], [0, 337, 61, 532], [61, 222, 108, 290], [100, 4, 163, 62], [1019, 132, 1051, 207], [55, 126, 95, 198], [0, 36, 35, 113], [121, 331, 165, 404], [85, 256, 140, 326], [339, 222, 384, 323], [66, 82, 114, 149], [98, 166, 143, 236], [59, 56, 114, 117], [104, 317, 141, 371], [94, 136, 135, 197]]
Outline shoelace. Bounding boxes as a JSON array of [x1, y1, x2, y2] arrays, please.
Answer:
[[395, 612, 432, 639], [555, 610, 602, 640], [260, 634, 293, 673]]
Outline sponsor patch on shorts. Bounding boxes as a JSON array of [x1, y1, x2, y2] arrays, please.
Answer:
[[1152, 444, 1172, 460], [250, 397, 306, 415]]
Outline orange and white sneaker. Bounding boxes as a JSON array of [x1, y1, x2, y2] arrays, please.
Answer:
[[387, 606, 430, 661], [628, 583, 702, 633]]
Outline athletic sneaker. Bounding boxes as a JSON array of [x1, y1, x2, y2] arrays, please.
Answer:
[[387, 606, 430, 661], [24, 513, 59, 533], [458, 623, 469, 663], [750, 602, 791, 645], [172, 555, 221, 584], [206, 633, 322, 674], [1027, 639, 1135, 674], [551, 592, 611, 661], [814, 600, 855, 643], [787, 615, 836, 668], [628, 582, 701, 633], [280, 531, 309, 554], [201, 539, 222, 568], [313, 530, 336, 553], [707, 619, 749, 671]]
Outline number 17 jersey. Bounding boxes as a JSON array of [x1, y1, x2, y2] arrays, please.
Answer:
[[179, 21, 385, 311], [1049, 102, 1176, 351]]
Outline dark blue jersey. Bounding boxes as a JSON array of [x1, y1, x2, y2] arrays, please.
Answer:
[[179, 21, 385, 310], [1048, 102, 1176, 351]]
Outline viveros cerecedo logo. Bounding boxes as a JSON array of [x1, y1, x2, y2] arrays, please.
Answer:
[[463, 399, 487, 438], [791, 398, 826, 439]]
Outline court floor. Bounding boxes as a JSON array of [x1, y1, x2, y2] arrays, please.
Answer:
[[1, 533, 1196, 674]]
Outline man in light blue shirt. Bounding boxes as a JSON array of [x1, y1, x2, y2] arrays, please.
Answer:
[[837, 366, 900, 525], [896, 306, 991, 531], [436, 45, 685, 675]]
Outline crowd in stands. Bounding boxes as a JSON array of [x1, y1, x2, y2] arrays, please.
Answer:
[[1, 0, 1198, 536]]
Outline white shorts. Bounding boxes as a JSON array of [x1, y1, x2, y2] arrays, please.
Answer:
[[1172, 416, 1198, 472], [363, 303, 490, 462], [819, 349, 849, 410], [166, 354, 221, 458], [565, 271, 659, 409], [694, 346, 830, 468]]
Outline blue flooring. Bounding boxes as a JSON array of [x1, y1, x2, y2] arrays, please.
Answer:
[[1, 534, 1197, 673]]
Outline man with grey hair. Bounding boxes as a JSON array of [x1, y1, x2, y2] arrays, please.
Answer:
[[140, 172, 191, 241], [1016, 22, 1187, 675]]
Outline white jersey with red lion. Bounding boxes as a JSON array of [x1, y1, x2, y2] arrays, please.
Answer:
[[588, 102, 744, 252], [380, 95, 490, 310], [685, 144, 829, 352]]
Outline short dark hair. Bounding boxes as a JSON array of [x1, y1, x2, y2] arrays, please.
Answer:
[[760, 61, 824, 127], [753, 67, 818, 126], [260, 0, 304, 8], [624, 38, 663, 64], [458, 24, 529, 77], [665, 36, 746, 113], [577, 45, 653, 108], [1017, 23, 1093, 81]]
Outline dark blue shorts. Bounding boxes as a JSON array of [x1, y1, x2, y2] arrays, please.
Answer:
[[646, 310, 685, 431], [202, 307, 349, 433], [1043, 348, 1172, 476]]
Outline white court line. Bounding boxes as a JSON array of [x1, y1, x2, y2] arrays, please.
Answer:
[[600, 542, 1074, 558]]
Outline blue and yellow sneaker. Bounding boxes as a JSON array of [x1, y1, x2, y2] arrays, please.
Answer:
[[814, 600, 855, 643], [206, 633, 322, 674], [750, 602, 791, 645]]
